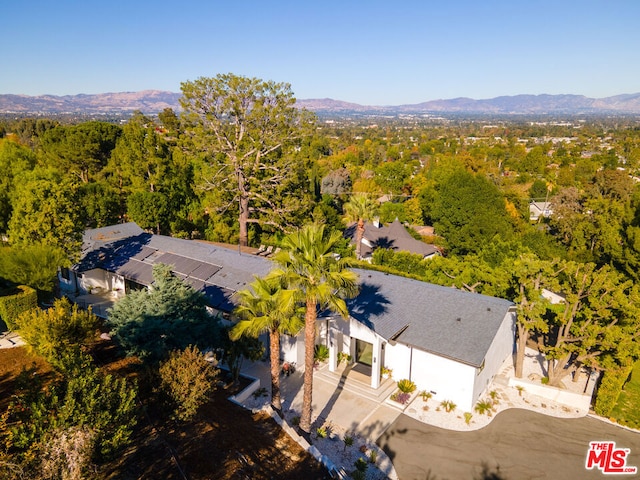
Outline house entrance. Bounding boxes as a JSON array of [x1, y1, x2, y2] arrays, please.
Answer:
[[355, 339, 373, 367]]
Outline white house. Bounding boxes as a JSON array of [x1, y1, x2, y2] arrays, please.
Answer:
[[529, 201, 553, 222], [314, 269, 516, 412], [62, 224, 516, 412]]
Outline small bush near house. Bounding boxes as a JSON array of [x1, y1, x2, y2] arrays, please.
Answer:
[[397, 378, 416, 394], [338, 351, 352, 365], [441, 399, 456, 412], [475, 399, 494, 416], [314, 344, 329, 362], [159, 345, 218, 421], [390, 391, 411, 404]]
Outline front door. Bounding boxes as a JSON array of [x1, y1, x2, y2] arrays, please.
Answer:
[[355, 339, 373, 367]]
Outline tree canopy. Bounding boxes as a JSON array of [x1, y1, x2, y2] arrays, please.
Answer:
[[180, 73, 314, 246]]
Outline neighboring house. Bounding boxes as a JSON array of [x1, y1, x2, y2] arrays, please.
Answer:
[[345, 218, 441, 260], [529, 201, 553, 222], [58, 222, 274, 317], [62, 223, 516, 412]]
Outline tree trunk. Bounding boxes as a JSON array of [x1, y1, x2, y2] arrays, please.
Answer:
[[356, 218, 365, 259], [515, 325, 528, 378], [239, 194, 249, 247], [299, 299, 317, 435], [547, 353, 572, 387], [269, 329, 282, 412]]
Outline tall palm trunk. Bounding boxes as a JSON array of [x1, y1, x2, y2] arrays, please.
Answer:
[[299, 298, 317, 434], [356, 218, 365, 259], [269, 329, 282, 412]]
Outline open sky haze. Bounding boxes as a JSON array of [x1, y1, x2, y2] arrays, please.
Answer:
[[2, 0, 639, 105]]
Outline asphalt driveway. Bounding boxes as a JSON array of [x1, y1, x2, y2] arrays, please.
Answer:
[[378, 409, 640, 480]]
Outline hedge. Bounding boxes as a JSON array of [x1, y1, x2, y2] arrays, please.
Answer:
[[593, 364, 633, 417], [0, 285, 38, 330]]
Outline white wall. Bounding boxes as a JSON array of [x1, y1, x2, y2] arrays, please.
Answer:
[[472, 311, 516, 403]]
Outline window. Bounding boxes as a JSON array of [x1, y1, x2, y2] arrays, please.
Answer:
[[60, 267, 70, 281]]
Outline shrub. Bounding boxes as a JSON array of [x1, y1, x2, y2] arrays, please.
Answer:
[[475, 399, 493, 416], [354, 457, 368, 473], [314, 344, 329, 362], [338, 352, 352, 365], [489, 390, 500, 404], [343, 435, 354, 450], [159, 345, 218, 421], [390, 391, 411, 404], [397, 378, 417, 394], [464, 412, 473, 425], [0, 284, 37, 330], [316, 426, 328, 438], [420, 390, 432, 402], [4, 352, 138, 462], [440, 399, 456, 413], [594, 364, 633, 417], [14, 297, 98, 367], [39, 426, 96, 480], [369, 449, 377, 464]]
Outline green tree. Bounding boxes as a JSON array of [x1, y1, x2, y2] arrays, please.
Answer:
[[107, 264, 216, 362], [231, 276, 303, 412], [343, 193, 378, 259], [8, 171, 83, 259], [0, 139, 37, 231], [180, 73, 313, 246], [126, 190, 169, 234], [108, 113, 172, 194], [509, 254, 558, 378], [40, 121, 121, 183], [544, 262, 640, 387], [431, 170, 513, 255], [268, 224, 359, 434]]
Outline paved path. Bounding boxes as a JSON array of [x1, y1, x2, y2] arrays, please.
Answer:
[[378, 409, 640, 480]]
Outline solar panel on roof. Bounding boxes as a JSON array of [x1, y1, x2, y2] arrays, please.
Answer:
[[184, 278, 205, 291], [131, 246, 157, 261], [116, 259, 154, 285], [154, 253, 202, 275], [190, 262, 221, 281]]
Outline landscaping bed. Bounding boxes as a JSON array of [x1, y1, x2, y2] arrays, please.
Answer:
[[0, 344, 329, 479]]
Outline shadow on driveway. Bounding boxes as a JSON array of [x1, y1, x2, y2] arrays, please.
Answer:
[[378, 409, 640, 480]]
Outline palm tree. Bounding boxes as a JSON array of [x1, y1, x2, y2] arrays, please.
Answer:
[[230, 276, 303, 413], [343, 193, 378, 259], [269, 224, 359, 435]]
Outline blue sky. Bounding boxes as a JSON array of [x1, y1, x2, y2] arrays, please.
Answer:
[[2, 0, 639, 105]]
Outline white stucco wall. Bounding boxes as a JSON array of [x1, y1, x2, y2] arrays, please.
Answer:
[[472, 311, 516, 403], [411, 348, 478, 411]]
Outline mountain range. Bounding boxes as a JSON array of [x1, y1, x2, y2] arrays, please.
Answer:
[[1, 90, 640, 116]]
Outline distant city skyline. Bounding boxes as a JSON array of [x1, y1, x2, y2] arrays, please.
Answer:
[[2, 1, 639, 105]]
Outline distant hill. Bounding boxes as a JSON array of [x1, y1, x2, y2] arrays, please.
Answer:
[[1, 90, 640, 115], [0, 90, 182, 115]]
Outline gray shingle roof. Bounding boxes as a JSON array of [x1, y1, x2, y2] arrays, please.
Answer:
[[345, 219, 440, 258], [76, 224, 273, 311], [347, 269, 514, 367]]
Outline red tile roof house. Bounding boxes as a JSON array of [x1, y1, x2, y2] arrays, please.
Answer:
[[60, 223, 516, 412]]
